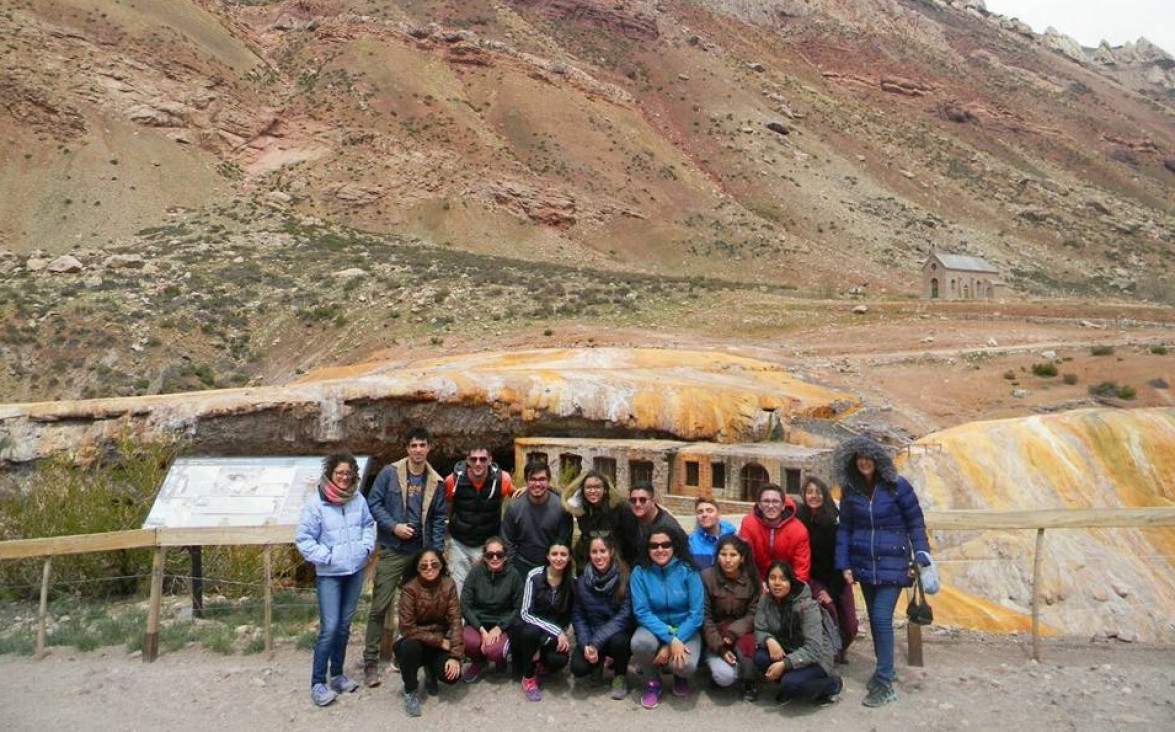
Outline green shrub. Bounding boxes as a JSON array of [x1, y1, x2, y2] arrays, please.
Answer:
[[1031, 362, 1058, 377], [1089, 381, 1136, 399], [0, 434, 179, 600], [1062, 373, 1079, 385], [1090, 345, 1115, 356], [1151, 344, 1168, 355], [1149, 377, 1169, 389], [1003, 370, 1016, 380]]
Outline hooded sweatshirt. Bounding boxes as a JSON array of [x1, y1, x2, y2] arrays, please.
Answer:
[[738, 495, 811, 582]]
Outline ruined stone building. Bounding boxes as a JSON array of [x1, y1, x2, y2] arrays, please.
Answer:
[[922, 250, 1005, 300], [514, 437, 831, 502]]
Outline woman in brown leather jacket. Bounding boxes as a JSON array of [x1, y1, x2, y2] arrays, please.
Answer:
[[394, 548, 464, 717]]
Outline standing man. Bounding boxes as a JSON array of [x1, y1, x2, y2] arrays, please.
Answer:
[[501, 460, 574, 577], [687, 496, 737, 569], [738, 483, 811, 583], [444, 445, 514, 589], [617, 480, 687, 566], [363, 427, 446, 688]]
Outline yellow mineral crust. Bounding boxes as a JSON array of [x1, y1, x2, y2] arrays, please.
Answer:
[[902, 408, 1175, 639]]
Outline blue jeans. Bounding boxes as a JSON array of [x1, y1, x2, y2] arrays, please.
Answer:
[[312, 571, 365, 686], [860, 583, 903, 685]]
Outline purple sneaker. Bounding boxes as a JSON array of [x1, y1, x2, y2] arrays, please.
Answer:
[[521, 676, 542, 702], [640, 679, 662, 709], [672, 675, 690, 697]]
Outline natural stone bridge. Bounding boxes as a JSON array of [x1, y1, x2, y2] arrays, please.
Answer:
[[0, 347, 858, 467]]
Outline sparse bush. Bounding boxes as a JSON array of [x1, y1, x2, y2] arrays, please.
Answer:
[[1088, 381, 1135, 399], [1148, 377, 1169, 389], [1150, 344, 1168, 355], [1062, 373, 1079, 385], [1090, 345, 1115, 356], [1031, 362, 1058, 377], [1003, 370, 1016, 380]]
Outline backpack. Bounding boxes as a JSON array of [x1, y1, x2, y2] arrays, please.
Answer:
[[820, 602, 844, 659]]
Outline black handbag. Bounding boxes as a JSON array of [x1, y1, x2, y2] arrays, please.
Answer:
[[906, 554, 934, 626]]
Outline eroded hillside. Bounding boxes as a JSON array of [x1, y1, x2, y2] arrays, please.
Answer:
[[0, 0, 1172, 403]]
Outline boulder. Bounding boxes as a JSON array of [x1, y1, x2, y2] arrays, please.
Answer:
[[47, 255, 84, 273]]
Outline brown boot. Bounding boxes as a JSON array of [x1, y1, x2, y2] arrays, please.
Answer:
[[364, 661, 381, 688]]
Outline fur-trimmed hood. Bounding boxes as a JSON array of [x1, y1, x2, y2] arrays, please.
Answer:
[[834, 435, 900, 495], [561, 470, 625, 518]]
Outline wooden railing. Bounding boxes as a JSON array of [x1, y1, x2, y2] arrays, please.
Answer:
[[2, 508, 1174, 662]]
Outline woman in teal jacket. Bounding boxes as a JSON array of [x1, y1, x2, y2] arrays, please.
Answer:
[[629, 529, 704, 709], [295, 453, 376, 707]]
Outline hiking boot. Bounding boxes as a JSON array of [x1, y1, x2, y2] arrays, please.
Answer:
[[610, 675, 629, 700], [462, 660, 484, 684], [640, 679, 662, 709], [740, 679, 759, 702], [403, 690, 421, 717], [363, 661, 381, 688], [862, 683, 897, 708], [329, 674, 359, 694], [671, 675, 690, 698], [521, 676, 542, 702], [311, 682, 338, 707], [775, 691, 793, 707]]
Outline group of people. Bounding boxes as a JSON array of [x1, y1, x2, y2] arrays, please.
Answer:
[[294, 429, 932, 716]]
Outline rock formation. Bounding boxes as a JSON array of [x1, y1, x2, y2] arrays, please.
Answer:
[[0, 347, 858, 466], [903, 407, 1175, 640]]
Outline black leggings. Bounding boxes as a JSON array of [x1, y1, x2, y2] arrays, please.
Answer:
[[569, 630, 633, 678], [394, 637, 458, 693], [507, 623, 569, 679]]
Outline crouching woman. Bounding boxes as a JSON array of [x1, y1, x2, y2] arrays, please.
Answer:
[[754, 559, 842, 706], [394, 548, 463, 717]]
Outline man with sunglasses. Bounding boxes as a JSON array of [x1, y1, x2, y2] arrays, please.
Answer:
[[617, 481, 687, 566], [363, 427, 447, 687], [444, 445, 515, 590]]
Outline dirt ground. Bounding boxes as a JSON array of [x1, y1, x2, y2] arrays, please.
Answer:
[[3, 629, 1173, 732]]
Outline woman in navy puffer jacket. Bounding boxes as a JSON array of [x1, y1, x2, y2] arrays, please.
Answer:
[[834, 435, 930, 709]]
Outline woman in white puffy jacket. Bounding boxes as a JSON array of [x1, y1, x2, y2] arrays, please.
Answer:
[[295, 453, 375, 707]]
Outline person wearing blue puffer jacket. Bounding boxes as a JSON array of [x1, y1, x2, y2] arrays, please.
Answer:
[[295, 453, 376, 708], [834, 435, 931, 709], [629, 529, 705, 709]]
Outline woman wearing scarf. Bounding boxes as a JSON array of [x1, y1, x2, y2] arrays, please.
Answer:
[[295, 453, 375, 707], [570, 536, 635, 700]]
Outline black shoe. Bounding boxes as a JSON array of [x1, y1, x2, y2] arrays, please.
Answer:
[[813, 694, 839, 707], [424, 669, 439, 696], [775, 691, 793, 707], [740, 680, 759, 702]]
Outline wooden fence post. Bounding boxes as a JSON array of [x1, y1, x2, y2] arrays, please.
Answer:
[[1031, 527, 1045, 661], [144, 545, 165, 662], [263, 545, 273, 653], [36, 557, 52, 658]]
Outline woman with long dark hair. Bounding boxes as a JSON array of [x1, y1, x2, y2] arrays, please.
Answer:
[[701, 534, 761, 700], [394, 548, 463, 717], [796, 476, 857, 662], [834, 435, 932, 707], [570, 535, 635, 700], [754, 559, 842, 706], [294, 453, 374, 707], [459, 535, 523, 682], [562, 469, 625, 571], [508, 542, 575, 702], [629, 529, 704, 709]]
